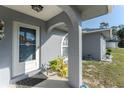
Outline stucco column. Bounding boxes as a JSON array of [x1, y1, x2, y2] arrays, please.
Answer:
[[67, 23, 82, 88], [58, 5, 83, 88]]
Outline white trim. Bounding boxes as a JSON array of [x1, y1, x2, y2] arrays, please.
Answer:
[[100, 35, 106, 60], [82, 28, 111, 34], [12, 21, 40, 77], [61, 33, 68, 57]]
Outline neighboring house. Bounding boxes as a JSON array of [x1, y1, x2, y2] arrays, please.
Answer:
[[106, 40, 118, 48], [59, 28, 112, 61], [0, 5, 111, 88], [82, 28, 112, 60]]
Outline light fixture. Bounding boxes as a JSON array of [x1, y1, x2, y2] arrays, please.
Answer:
[[31, 5, 43, 12], [0, 20, 5, 40]]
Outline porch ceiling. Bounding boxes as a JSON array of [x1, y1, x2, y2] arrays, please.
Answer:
[[3, 5, 111, 22], [3, 5, 63, 21], [76, 5, 112, 21]]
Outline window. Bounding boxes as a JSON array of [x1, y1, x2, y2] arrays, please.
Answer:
[[61, 34, 68, 58], [19, 27, 36, 62]]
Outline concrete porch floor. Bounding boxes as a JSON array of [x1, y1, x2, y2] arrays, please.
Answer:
[[10, 71, 71, 88], [33, 72, 70, 88], [33, 79, 70, 88]]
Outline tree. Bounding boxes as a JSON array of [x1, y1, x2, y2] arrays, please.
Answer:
[[118, 24, 124, 30], [111, 26, 119, 40], [117, 27, 124, 48], [100, 22, 109, 29], [111, 26, 118, 35]]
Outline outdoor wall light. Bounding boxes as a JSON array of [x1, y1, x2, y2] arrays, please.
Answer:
[[31, 5, 44, 12], [0, 20, 5, 40]]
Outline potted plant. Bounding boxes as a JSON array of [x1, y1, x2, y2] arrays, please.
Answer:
[[106, 48, 112, 59]]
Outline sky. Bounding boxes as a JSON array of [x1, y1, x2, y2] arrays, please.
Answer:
[[82, 5, 124, 28]]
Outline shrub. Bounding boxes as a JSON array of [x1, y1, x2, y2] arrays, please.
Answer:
[[49, 57, 68, 77], [107, 48, 112, 53], [106, 52, 111, 55], [58, 63, 68, 77], [106, 48, 112, 55], [49, 59, 58, 71]]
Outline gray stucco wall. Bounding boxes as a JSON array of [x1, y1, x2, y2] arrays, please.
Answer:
[[0, 6, 46, 87], [41, 29, 67, 65], [82, 33, 101, 60]]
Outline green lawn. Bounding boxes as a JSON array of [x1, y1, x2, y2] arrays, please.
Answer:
[[83, 48, 124, 88]]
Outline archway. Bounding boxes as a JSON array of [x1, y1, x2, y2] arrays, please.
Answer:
[[46, 6, 83, 88]]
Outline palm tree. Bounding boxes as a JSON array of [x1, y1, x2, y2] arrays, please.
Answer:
[[117, 27, 124, 48], [100, 22, 109, 29]]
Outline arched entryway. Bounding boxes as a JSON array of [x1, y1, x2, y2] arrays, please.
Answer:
[[47, 6, 83, 88]]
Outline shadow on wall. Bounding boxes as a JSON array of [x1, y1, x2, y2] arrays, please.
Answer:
[[40, 22, 68, 66]]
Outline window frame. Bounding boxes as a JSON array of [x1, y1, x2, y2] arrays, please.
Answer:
[[61, 33, 68, 59]]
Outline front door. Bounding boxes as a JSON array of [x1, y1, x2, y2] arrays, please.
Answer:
[[12, 21, 40, 77]]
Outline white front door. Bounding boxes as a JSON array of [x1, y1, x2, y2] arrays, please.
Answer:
[[12, 21, 40, 77]]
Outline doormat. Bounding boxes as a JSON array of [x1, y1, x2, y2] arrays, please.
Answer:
[[16, 72, 47, 88]]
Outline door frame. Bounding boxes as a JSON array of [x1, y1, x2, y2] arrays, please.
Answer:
[[12, 21, 40, 77]]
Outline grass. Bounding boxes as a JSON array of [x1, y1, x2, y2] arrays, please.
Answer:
[[83, 48, 124, 88]]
